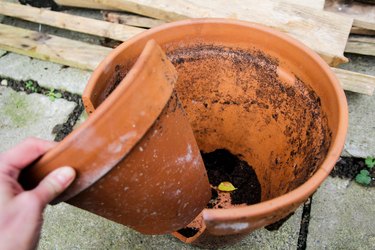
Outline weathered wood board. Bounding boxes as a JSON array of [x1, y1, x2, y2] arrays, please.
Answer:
[[332, 68, 375, 96], [0, 23, 112, 71], [351, 26, 375, 36], [55, 0, 327, 10], [346, 36, 375, 57], [283, 0, 325, 9], [55, 0, 117, 10], [103, 11, 166, 28], [325, 0, 375, 31], [56, 0, 353, 66], [0, 23, 372, 95], [0, 2, 145, 42]]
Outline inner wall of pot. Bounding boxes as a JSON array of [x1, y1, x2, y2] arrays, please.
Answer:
[[98, 41, 332, 202], [166, 44, 331, 202]]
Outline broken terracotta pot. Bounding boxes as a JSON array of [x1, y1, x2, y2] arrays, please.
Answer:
[[19, 40, 211, 235], [83, 19, 348, 247]]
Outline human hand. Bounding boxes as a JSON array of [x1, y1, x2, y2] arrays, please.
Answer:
[[0, 138, 76, 250]]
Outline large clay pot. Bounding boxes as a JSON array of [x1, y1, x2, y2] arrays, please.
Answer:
[[83, 19, 348, 247], [19, 40, 211, 235]]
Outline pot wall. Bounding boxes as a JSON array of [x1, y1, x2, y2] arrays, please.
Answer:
[[69, 92, 211, 234], [74, 41, 211, 235]]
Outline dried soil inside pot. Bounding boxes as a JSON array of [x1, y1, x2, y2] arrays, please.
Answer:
[[167, 44, 332, 201], [177, 149, 261, 239], [168, 43, 331, 242]]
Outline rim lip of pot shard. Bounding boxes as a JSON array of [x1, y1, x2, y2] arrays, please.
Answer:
[[19, 40, 176, 203]]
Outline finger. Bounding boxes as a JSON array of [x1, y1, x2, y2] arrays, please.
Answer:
[[29, 166, 76, 205], [0, 137, 56, 178], [0, 175, 23, 206]]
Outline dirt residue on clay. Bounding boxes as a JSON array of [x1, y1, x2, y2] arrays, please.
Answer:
[[167, 44, 331, 200], [86, 43, 331, 201], [102, 64, 128, 101]]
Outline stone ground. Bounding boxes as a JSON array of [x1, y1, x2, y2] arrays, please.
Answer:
[[0, 5, 375, 250]]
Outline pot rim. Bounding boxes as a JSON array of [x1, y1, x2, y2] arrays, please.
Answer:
[[87, 18, 349, 221]]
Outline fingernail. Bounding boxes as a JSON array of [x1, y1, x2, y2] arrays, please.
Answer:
[[55, 167, 76, 185]]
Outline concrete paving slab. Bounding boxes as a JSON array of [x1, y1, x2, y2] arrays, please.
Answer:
[[38, 203, 194, 250], [307, 177, 375, 249], [38, 203, 302, 250], [0, 86, 76, 152], [343, 91, 375, 158], [340, 54, 375, 158], [0, 53, 91, 95], [340, 54, 375, 77], [225, 206, 303, 249], [0, 49, 7, 57]]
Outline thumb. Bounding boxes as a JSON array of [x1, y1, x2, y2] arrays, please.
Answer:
[[29, 166, 76, 206]]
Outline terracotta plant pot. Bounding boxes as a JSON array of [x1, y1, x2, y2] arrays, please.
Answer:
[[19, 40, 211, 235], [83, 19, 348, 247]]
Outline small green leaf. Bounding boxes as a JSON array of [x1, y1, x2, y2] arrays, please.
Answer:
[[218, 181, 237, 192], [365, 157, 375, 169], [25, 80, 36, 92], [49, 95, 56, 101], [355, 173, 371, 185], [54, 93, 62, 98], [360, 169, 370, 175]]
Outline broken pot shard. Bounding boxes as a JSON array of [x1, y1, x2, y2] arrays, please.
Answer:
[[19, 40, 211, 235]]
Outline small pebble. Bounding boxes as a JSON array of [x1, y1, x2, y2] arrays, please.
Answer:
[[1, 79, 8, 86]]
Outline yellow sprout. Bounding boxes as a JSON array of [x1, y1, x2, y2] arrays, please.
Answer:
[[217, 181, 237, 192]]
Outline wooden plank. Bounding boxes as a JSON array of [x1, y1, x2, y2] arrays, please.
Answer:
[[0, 23, 112, 71], [325, 0, 375, 32], [351, 26, 375, 36], [346, 36, 375, 57], [103, 12, 166, 28], [59, 0, 352, 67], [332, 68, 375, 96], [55, 0, 118, 10], [55, 0, 374, 35], [282, 0, 325, 9], [0, 2, 145, 42], [325, 0, 375, 24], [56, 0, 326, 10], [0, 25, 371, 95], [353, 19, 375, 32]]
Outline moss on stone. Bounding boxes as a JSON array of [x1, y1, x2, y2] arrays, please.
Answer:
[[2, 91, 39, 127]]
